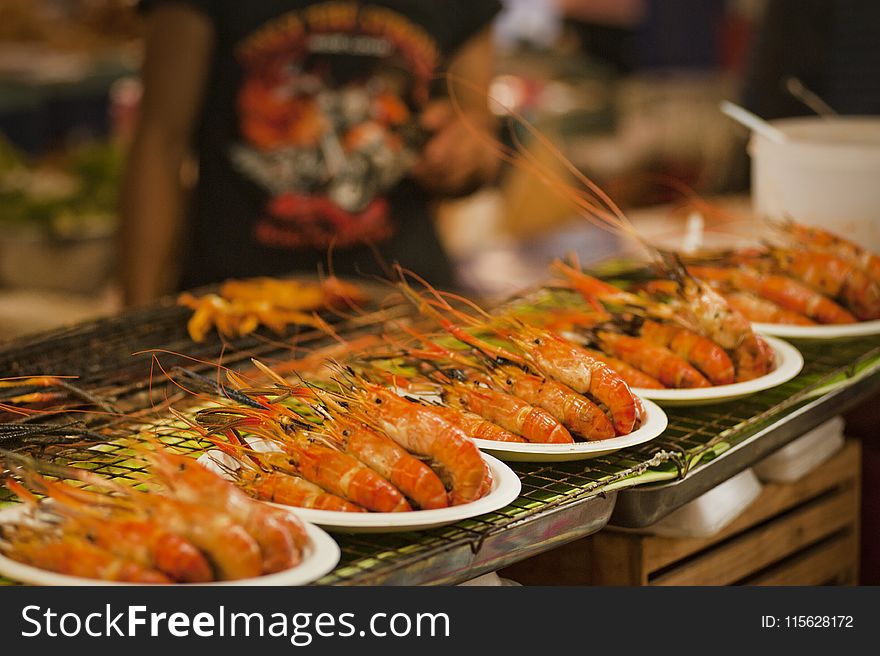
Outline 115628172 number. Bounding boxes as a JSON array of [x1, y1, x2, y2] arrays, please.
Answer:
[[785, 616, 853, 628]]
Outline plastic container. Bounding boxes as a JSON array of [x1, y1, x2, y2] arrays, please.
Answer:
[[749, 116, 880, 254], [754, 416, 846, 484], [645, 468, 763, 539]]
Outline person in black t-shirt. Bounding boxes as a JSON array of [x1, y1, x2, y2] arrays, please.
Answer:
[[119, 1, 502, 305]]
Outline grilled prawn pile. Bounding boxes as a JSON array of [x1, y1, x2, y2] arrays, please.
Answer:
[[504, 259, 776, 390], [0, 448, 309, 583], [681, 220, 880, 325], [174, 274, 663, 514]]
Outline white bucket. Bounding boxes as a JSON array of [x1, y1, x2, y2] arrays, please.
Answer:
[[749, 116, 880, 253]]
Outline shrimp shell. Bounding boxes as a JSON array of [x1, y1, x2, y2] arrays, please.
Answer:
[[358, 384, 490, 505], [638, 320, 735, 386], [495, 367, 615, 440], [446, 382, 574, 444], [427, 405, 527, 443], [238, 469, 366, 512], [333, 420, 449, 510], [596, 331, 711, 389]]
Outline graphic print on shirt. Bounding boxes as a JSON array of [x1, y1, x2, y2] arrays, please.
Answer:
[[232, 2, 440, 250]]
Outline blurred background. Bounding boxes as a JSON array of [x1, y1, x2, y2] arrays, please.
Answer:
[[0, 0, 772, 338]]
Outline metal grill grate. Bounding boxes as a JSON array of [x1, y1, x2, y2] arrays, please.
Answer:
[[2, 297, 880, 584]]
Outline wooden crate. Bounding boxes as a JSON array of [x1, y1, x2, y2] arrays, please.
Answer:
[[501, 440, 861, 586]]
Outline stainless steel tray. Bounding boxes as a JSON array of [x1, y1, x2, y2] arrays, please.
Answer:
[[611, 343, 880, 528], [326, 492, 617, 585]]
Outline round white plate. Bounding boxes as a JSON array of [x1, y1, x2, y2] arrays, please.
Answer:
[[752, 319, 880, 340], [0, 505, 340, 586], [278, 453, 520, 533], [471, 398, 667, 462], [631, 336, 804, 406]]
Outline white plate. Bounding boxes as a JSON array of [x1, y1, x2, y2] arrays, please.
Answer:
[[278, 453, 520, 533], [471, 398, 667, 462], [631, 336, 803, 406], [0, 505, 340, 586], [752, 319, 880, 340]]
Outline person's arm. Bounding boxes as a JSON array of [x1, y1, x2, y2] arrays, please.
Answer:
[[118, 3, 214, 306], [409, 28, 499, 197]]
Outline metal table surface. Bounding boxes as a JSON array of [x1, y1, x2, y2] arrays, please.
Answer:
[[611, 349, 880, 528]]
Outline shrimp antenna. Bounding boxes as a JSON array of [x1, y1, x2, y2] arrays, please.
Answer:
[[442, 72, 649, 250]]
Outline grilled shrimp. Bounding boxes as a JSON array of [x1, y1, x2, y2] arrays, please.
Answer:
[[505, 327, 642, 434], [327, 418, 449, 509], [394, 269, 642, 435], [493, 366, 615, 440], [237, 468, 366, 512], [688, 265, 856, 325], [770, 218, 880, 284], [145, 448, 305, 572], [9, 471, 263, 581], [578, 347, 665, 389], [427, 405, 527, 443], [6, 479, 212, 583], [637, 319, 735, 385], [352, 382, 490, 505], [137, 495, 264, 580], [444, 381, 574, 444], [3, 530, 172, 584], [661, 265, 776, 381], [553, 258, 775, 381], [766, 249, 880, 320], [724, 291, 815, 325], [596, 331, 711, 388], [280, 435, 412, 512]]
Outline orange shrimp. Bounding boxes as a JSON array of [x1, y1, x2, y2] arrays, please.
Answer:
[[688, 265, 856, 324], [661, 265, 776, 381], [78, 518, 214, 583], [505, 327, 642, 434], [192, 403, 413, 513], [596, 331, 711, 389], [770, 217, 880, 284], [551, 260, 675, 323], [724, 292, 815, 325], [349, 382, 490, 505], [327, 417, 449, 509], [394, 269, 640, 434], [275, 432, 412, 512], [144, 449, 304, 573], [767, 249, 880, 320], [3, 531, 172, 584], [554, 259, 775, 381], [22, 480, 262, 579], [445, 381, 574, 444], [573, 347, 663, 389], [236, 468, 366, 512], [18, 473, 263, 581], [637, 319, 735, 386], [492, 367, 615, 440], [139, 495, 264, 580], [395, 330, 603, 440], [6, 479, 209, 582], [426, 405, 527, 443]]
